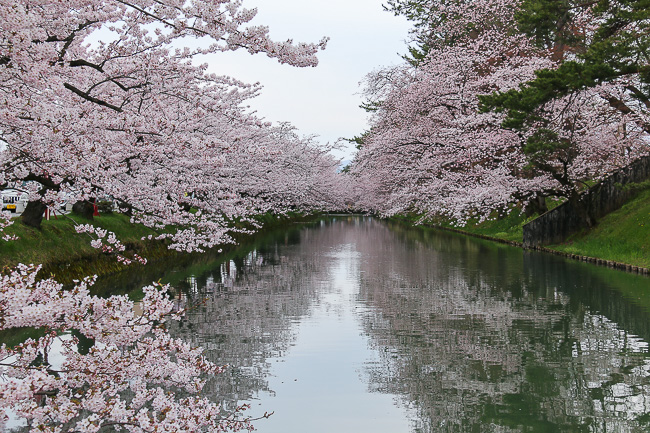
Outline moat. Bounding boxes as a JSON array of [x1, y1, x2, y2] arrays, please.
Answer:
[[100, 216, 650, 433]]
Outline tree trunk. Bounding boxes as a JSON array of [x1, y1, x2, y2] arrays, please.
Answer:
[[72, 200, 95, 220], [116, 201, 133, 216], [525, 192, 548, 217], [21, 201, 47, 228]]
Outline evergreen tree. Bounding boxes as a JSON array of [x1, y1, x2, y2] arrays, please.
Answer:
[[480, 0, 650, 133]]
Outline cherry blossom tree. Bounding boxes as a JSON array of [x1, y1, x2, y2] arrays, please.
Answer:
[[350, 0, 649, 225], [0, 1, 346, 431], [481, 0, 650, 133], [0, 0, 343, 250], [0, 265, 263, 432], [0, 211, 18, 242]]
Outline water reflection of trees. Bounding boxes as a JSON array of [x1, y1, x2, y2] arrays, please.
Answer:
[[167, 217, 372, 410], [357, 222, 650, 433], [158, 217, 650, 432]]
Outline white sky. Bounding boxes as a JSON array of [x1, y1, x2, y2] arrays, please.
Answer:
[[204, 0, 412, 161]]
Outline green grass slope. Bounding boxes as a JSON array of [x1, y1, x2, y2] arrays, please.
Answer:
[[395, 190, 650, 269], [0, 213, 159, 268], [0, 213, 166, 282], [547, 189, 650, 269], [0, 211, 316, 283]]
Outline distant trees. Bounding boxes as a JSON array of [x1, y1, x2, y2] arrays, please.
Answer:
[[351, 0, 649, 225]]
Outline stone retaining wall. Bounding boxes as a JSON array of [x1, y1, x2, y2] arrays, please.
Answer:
[[523, 155, 650, 248]]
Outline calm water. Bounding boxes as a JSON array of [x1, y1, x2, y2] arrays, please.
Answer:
[[111, 216, 650, 432]]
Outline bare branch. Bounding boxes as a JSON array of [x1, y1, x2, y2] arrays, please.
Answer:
[[63, 83, 123, 112]]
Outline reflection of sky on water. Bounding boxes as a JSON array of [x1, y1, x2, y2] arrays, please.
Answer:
[[165, 217, 650, 433], [249, 244, 413, 433]]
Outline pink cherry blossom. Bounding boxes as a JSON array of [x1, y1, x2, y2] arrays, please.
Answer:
[[0, 1, 348, 431], [350, 0, 649, 223], [0, 265, 254, 432], [1, 0, 344, 252]]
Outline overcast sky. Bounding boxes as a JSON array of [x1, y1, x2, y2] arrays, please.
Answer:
[[205, 0, 412, 161]]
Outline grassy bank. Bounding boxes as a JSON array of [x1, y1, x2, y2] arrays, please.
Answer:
[[0, 213, 168, 282], [391, 210, 530, 243], [547, 188, 650, 269], [0, 211, 315, 283], [394, 189, 650, 270], [0, 213, 159, 267]]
